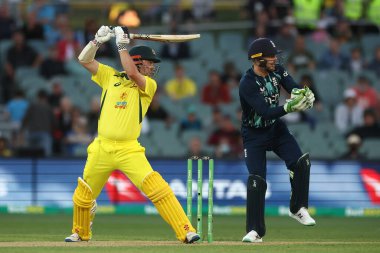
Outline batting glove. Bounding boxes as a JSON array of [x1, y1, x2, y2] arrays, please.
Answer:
[[114, 26, 131, 51], [93, 26, 113, 46]]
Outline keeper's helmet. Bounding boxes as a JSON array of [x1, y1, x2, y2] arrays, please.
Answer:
[[129, 45, 161, 64], [248, 38, 281, 60]]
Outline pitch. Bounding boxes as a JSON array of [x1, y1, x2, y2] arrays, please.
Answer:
[[0, 214, 379, 253]]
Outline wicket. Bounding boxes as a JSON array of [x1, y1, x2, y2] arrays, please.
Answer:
[[187, 156, 214, 243]]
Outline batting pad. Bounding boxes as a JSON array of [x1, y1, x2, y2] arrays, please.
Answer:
[[290, 153, 311, 214], [72, 177, 94, 241], [142, 171, 196, 242]]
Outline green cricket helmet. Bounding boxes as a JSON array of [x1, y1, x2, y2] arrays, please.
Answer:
[[129, 45, 161, 63]]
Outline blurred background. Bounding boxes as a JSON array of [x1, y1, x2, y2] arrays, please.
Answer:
[[0, 0, 379, 216]]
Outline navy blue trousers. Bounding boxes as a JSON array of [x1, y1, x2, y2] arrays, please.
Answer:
[[241, 119, 303, 179]]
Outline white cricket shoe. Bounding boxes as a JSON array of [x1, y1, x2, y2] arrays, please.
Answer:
[[242, 230, 263, 243], [185, 232, 200, 243], [289, 207, 316, 226], [65, 233, 82, 242]]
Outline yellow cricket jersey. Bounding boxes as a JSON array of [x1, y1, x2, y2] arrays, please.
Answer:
[[91, 63, 157, 141]]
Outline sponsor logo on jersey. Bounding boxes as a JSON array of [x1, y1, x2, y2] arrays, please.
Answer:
[[272, 77, 278, 87], [115, 101, 127, 109]]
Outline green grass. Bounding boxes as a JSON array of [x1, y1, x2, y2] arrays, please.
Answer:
[[0, 214, 379, 253]]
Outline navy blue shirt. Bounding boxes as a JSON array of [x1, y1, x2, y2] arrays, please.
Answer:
[[239, 65, 299, 128]]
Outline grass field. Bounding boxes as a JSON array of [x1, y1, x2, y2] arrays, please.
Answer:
[[0, 214, 379, 253]]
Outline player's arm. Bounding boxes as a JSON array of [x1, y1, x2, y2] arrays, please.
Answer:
[[78, 26, 113, 75], [114, 26, 147, 91], [239, 76, 287, 119]]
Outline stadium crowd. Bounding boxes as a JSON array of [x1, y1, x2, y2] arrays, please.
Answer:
[[0, 0, 380, 160]]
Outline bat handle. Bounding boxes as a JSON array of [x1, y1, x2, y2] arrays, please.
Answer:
[[108, 26, 134, 39]]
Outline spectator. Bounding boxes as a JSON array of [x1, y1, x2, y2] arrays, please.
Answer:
[[39, 46, 67, 79], [204, 106, 223, 133], [334, 88, 363, 133], [87, 97, 100, 136], [146, 94, 171, 125], [347, 47, 366, 75], [2, 30, 42, 102], [179, 106, 202, 134], [340, 134, 366, 160], [207, 115, 242, 158], [65, 108, 92, 156], [5, 90, 29, 130], [52, 96, 73, 154], [165, 64, 197, 100], [221, 61, 242, 88], [331, 19, 352, 44], [56, 29, 81, 61], [186, 136, 209, 158], [0, 137, 12, 157], [27, 0, 56, 40], [160, 22, 191, 60], [48, 81, 65, 110], [22, 11, 44, 40], [318, 38, 348, 71], [274, 16, 297, 52], [201, 70, 231, 106], [192, 0, 216, 21], [310, 20, 330, 44], [287, 35, 316, 74], [348, 108, 380, 140], [352, 75, 379, 110], [368, 46, 380, 77], [22, 89, 55, 157], [0, 3, 16, 40]]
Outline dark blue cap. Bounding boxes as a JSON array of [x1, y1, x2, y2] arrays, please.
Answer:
[[248, 38, 281, 60]]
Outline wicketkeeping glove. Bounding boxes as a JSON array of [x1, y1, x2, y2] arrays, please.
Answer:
[[283, 94, 309, 113], [94, 26, 113, 46], [114, 26, 131, 51], [304, 86, 315, 109]]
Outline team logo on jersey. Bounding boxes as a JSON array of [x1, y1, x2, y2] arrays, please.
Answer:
[[120, 92, 127, 100], [114, 82, 121, 87], [115, 101, 127, 109], [283, 71, 289, 77]]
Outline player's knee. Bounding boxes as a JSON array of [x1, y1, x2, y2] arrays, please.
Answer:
[[247, 174, 267, 191], [142, 171, 172, 203]]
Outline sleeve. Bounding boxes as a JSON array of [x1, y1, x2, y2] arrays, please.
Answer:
[[139, 76, 157, 100], [277, 65, 299, 93], [239, 76, 286, 120], [91, 63, 115, 89]]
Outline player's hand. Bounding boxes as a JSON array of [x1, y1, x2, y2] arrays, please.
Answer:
[[114, 26, 131, 51], [283, 94, 309, 113], [94, 26, 113, 44]]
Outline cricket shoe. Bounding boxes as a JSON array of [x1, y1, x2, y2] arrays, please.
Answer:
[[65, 233, 82, 242], [289, 207, 316, 226], [242, 230, 263, 243], [185, 232, 200, 243]]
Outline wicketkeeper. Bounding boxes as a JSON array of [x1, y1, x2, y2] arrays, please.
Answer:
[[239, 38, 316, 243], [64, 26, 200, 243]]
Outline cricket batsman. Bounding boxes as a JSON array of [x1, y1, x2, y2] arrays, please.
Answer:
[[64, 26, 200, 243], [239, 38, 316, 243]]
